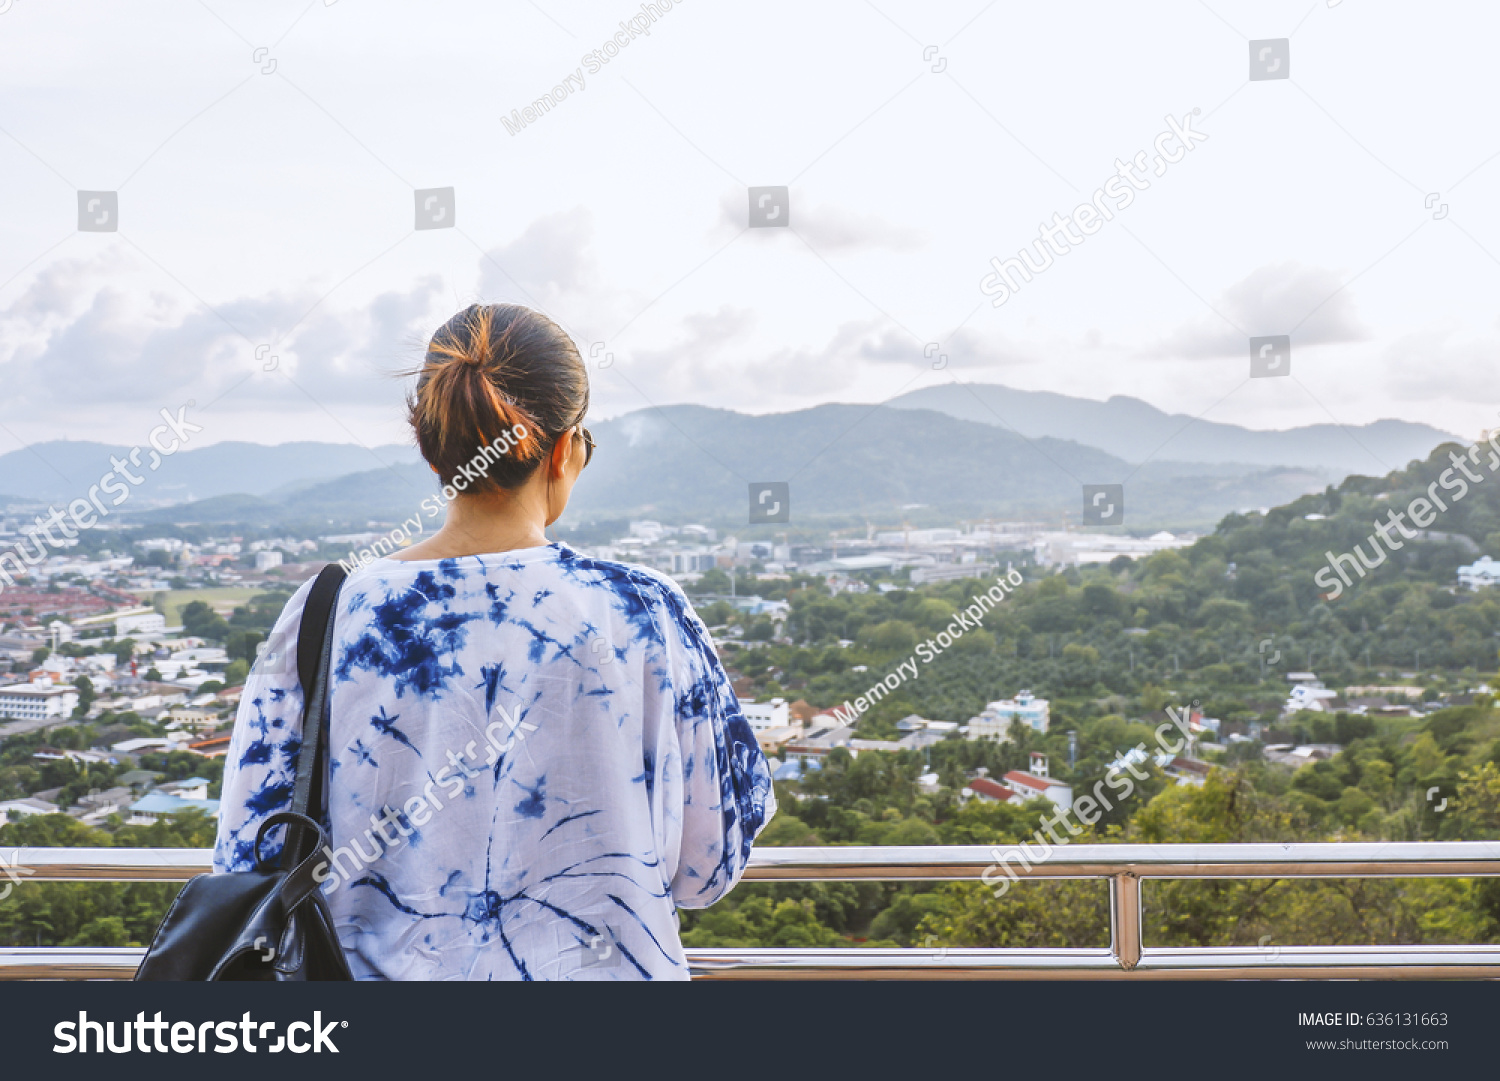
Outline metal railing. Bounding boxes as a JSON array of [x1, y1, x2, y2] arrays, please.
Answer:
[[4, 842, 1500, 979]]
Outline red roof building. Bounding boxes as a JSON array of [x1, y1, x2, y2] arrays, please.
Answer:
[[1002, 770, 1074, 810], [966, 777, 1017, 803]]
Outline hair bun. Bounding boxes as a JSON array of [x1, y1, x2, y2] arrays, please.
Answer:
[[407, 304, 588, 494]]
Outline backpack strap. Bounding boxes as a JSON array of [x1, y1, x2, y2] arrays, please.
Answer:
[[283, 564, 347, 867]]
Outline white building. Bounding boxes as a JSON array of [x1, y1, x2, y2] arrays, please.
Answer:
[[667, 548, 717, 574], [254, 550, 284, 572], [1458, 556, 1500, 590], [910, 562, 997, 585], [159, 776, 212, 801], [1033, 530, 1195, 567], [0, 797, 60, 818], [742, 697, 790, 733], [1285, 681, 1338, 715], [111, 736, 190, 754], [114, 610, 166, 638], [0, 682, 80, 722], [967, 690, 1050, 741], [155, 647, 229, 681], [1002, 753, 1073, 810]]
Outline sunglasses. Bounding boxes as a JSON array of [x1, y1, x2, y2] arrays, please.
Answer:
[[578, 426, 596, 468]]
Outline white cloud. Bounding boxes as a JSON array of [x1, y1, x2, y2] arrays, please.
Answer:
[[1149, 262, 1371, 360], [713, 190, 923, 252]]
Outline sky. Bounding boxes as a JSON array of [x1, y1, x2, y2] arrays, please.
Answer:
[[1, 0, 1498, 459]]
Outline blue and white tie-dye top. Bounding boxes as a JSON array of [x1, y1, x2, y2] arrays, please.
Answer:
[[213, 542, 776, 980]]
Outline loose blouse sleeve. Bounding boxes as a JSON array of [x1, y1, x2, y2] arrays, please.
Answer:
[[212, 579, 313, 873], [660, 588, 776, 908]]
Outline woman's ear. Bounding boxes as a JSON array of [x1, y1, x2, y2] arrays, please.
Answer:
[[548, 429, 574, 478]]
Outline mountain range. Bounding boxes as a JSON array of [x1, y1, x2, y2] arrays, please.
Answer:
[[887, 384, 1458, 479], [0, 384, 1465, 531]]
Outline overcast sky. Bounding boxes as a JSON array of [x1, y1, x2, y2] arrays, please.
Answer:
[[1, 0, 1497, 461]]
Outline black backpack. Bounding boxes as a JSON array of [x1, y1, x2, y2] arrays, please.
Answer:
[[135, 564, 353, 981]]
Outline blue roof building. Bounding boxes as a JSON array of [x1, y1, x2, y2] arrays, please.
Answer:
[[128, 791, 221, 823]]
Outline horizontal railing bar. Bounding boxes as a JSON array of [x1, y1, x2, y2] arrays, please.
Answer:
[[742, 843, 1500, 880], [1, 847, 211, 881], [10, 843, 1500, 883], [5, 946, 1500, 982]]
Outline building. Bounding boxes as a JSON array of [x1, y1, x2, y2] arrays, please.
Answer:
[[964, 776, 1017, 803], [253, 550, 284, 572], [1002, 753, 1073, 811], [1285, 681, 1340, 715], [1033, 530, 1195, 567], [127, 791, 221, 825], [71, 786, 133, 823], [909, 562, 997, 585], [784, 718, 854, 763], [1458, 556, 1500, 590], [154, 647, 229, 682], [0, 681, 80, 722], [158, 776, 212, 801], [1109, 746, 1151, 775], [893, 714, 960, 752], [32, 746, 114, 766], [1159, 755, 1212, 786], [772, 758, 819, 783], [846, 738, 904, 756], [114, 609, 167, 638], [967, 690, 1050, 741], [742, 697, 790, 733], [1264, 743, 1341, 768], [187, 730, 233, 757], [728, 596, 790, 619], [111, 736, 189, 755], [164, 707, 220, 734], [0, 796, 61, 818], [667, 548, 717, 574], [755, 726, 802, 756]]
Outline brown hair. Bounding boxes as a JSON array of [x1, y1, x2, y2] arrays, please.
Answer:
[[407, 304, 589, 493]]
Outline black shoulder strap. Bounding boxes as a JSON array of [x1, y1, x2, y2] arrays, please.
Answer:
[[284, 564, 346, 866]]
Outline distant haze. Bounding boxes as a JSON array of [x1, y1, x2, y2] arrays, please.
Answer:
[[5, 385, 1459, 530], [888, 384, 1459, 478]]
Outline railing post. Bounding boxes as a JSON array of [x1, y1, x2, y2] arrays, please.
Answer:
[[1109, 871, 1142, 971]]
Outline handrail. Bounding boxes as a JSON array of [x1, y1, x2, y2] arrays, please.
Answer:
[[4, 843, 1500, 979], [13, 842, 1500, 882]]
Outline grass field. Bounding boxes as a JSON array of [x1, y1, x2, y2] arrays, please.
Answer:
[[152, 587, 267, 625]]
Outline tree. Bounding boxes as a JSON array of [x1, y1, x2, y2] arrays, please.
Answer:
[[71, 675, 95, 718], [180, 601, 229, 641], [694, 568, 732, 594], [110, 638, 137, 668]]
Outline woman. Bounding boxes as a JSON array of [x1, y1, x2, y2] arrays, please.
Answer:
[[214, 303, 775, 980]]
